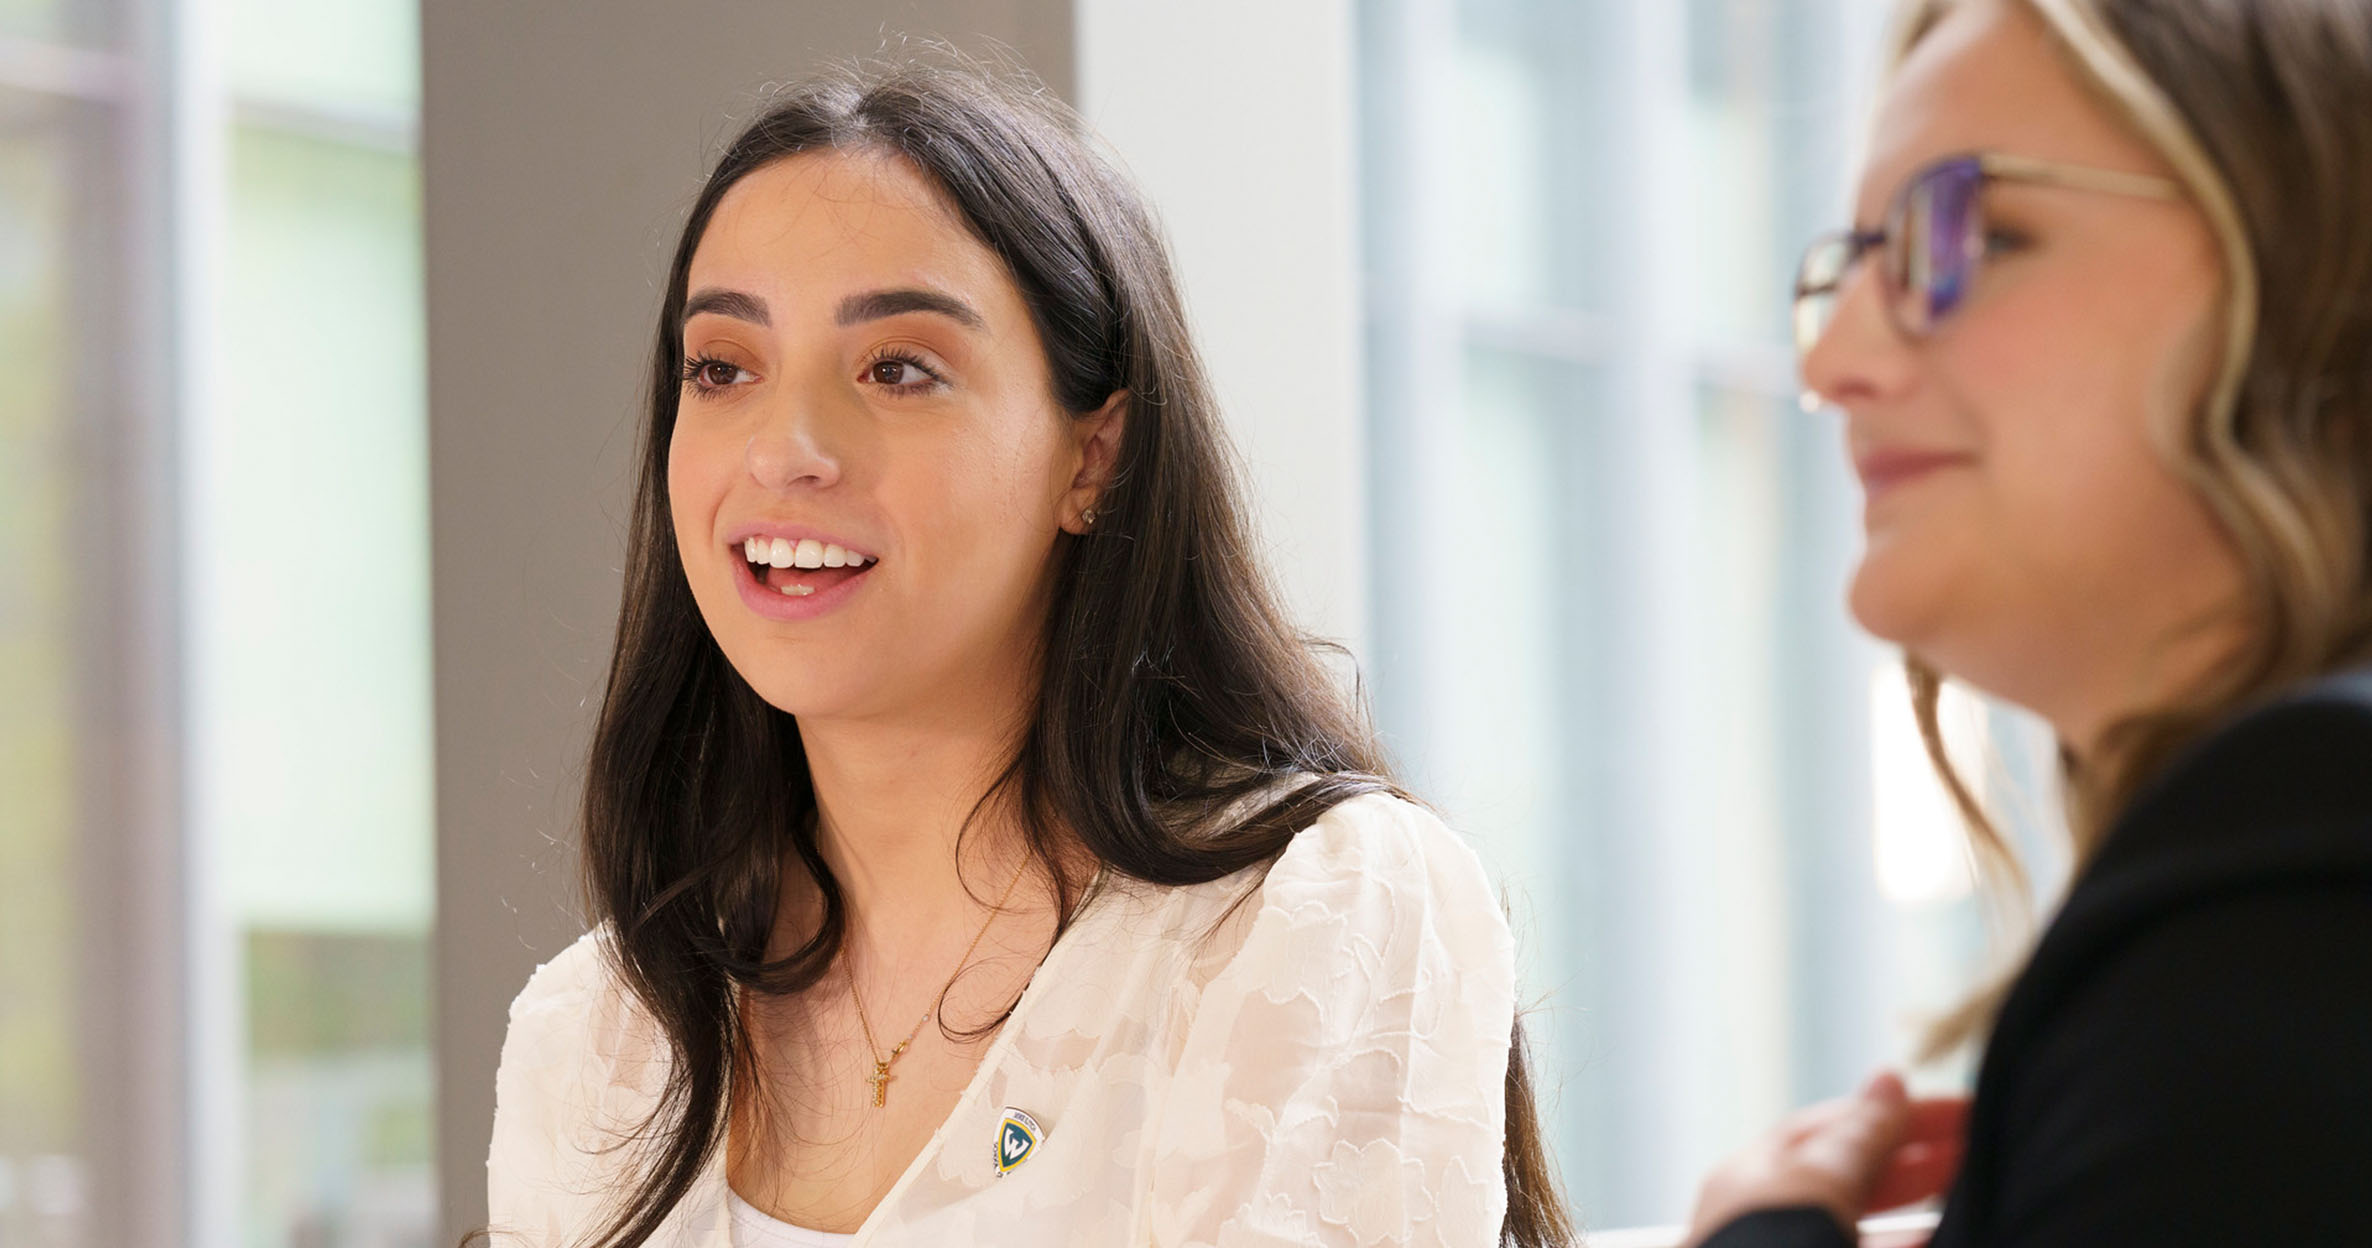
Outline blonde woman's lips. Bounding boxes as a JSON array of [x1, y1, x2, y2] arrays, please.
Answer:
[[1855, 447, 1975, 500]]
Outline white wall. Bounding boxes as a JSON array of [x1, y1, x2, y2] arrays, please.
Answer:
[[1074, 0, 1371, 657]]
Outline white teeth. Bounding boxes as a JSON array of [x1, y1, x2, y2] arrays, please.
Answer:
[[776, 583, 814, 597], [744, 535, 872, 570]]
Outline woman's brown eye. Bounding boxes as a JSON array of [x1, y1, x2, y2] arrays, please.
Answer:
[[703, 362, 740, 387], [870, 360, 910, 385]]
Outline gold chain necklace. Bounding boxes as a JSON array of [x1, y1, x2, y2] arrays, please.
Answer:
[[847, 857, 1032, 1108]]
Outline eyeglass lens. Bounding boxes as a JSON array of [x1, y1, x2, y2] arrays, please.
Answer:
[[1792, 156, 1988, 358]]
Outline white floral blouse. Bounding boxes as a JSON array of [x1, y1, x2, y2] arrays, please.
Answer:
[[485, 793, 1517, 1247]]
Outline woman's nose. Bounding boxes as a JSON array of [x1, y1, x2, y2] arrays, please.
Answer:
[[743, 394, 845, 493], [1801, 261, 1915, 411]]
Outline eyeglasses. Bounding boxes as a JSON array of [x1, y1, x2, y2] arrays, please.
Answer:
[[1792, 151, 2183, 359]]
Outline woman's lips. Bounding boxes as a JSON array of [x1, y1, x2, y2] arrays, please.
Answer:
[[1855, 447, 1975, 501], [731, 550, 876, 621]]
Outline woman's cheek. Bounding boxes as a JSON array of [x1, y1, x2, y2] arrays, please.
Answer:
[[665, 449, 699, 567], [666, 425, 740, 597]]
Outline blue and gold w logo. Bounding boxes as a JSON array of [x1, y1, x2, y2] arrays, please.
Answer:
[[994, 1108, 1042, 1176]]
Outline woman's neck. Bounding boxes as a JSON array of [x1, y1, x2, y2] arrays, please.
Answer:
[[2047, 606, 2250, 765], [792, 689, 1046, 956]]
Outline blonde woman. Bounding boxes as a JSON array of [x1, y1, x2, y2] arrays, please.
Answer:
[[1686, 0, 2372, 1245]]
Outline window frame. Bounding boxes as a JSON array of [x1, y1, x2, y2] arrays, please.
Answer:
[[1359, 0, 1917, 1225], [4, 6, 422, 1245]]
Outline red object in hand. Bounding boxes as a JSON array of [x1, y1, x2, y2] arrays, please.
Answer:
[[1680, 1071, 1971, 1248], [1867, 1092, 1970, 1212]]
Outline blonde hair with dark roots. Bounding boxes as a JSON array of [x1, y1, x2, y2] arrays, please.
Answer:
[[1888, 0, 2372, 1059]]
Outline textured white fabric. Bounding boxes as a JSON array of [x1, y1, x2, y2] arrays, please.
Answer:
[[485, 793, 1516, 1247], [728, 1189, 857, 1248]]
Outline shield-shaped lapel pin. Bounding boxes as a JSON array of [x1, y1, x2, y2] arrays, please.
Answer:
[[994, 1107, 1042, 1176]]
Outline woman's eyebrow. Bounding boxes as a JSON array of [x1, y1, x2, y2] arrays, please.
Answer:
[[836, 287, 986, 331], [682, 287, 769, 328]]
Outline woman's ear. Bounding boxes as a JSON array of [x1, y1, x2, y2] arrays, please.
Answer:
[[1061, 390, 1129, 534]]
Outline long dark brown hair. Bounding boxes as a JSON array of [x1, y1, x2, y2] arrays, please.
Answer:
[[557, 57, 1571, 1246], [1893, 0, 2372, 1056]]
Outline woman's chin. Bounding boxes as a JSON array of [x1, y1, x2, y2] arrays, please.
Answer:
[[726, 661, 880, 722], [1847, 549, 1955, 652]]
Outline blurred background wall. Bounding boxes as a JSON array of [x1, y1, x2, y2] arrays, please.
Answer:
[[0, 1, 2072, 1246]]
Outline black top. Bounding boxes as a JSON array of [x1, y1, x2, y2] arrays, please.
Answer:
[[1704, 668, 2372, 1248]]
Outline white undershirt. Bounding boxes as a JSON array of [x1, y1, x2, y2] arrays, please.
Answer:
[[727, 1188, 858, 1248]]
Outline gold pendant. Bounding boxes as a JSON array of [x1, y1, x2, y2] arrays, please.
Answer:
[[867, 1060, 893, 1108]]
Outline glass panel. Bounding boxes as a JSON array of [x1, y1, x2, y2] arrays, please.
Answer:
[[1685, 0, 1877, 346], [0, 0, 103, 46], [1455, 0, 1617, 314], [226, 0, 420, 116], [1694, 381, 1890, 1104], [1865, 661, 2061, 1092], [0, 107, 88, 1248], [212, 126, 432, 938], [1526, 380, 1883, 1227], [1867, 660, 1988, 1036], [244, 930, 435, 1247], [1685, 382, 1796, 1136], [1366, 0, 2028, 1229], [0, 0, 59, 41], [1383, 343, 1630, 1217], [199, 122, 433, 1248], [1430, 347, 1585, 877], [1433, 347, 1609, 1208]]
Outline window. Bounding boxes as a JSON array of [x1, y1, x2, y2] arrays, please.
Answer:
[[0, 1, 433, 1243], [211, 7, 434, 1235], [3, 7, 130, 1243], [1359, 0, 2062, 1227], [0, 52, 104, 1248]]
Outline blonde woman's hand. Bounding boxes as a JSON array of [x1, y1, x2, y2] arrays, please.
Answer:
[[1679, 1071, 1968, 1248]]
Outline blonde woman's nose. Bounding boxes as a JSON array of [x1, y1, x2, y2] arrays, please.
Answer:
[[1800, 262, 1914, 412]]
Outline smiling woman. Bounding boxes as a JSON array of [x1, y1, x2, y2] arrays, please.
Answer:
[[1685, 0, 2372, 1244], [475, 58, 1569, 1248]]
